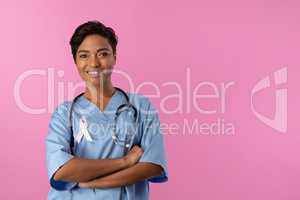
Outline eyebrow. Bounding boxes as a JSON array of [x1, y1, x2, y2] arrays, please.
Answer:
[[77, 48, 111, 54]]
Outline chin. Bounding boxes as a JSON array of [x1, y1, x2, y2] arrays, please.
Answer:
[[88, 80, 101, 87]]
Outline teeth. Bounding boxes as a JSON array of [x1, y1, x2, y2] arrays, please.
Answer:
[[88, 71, 98, 75], [87, 70, 100, 77]]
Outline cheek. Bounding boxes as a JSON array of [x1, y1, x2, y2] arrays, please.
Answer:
[[76, 64, 86, 75], [76, 61, 85, 70], [104, 57, 115, 67]]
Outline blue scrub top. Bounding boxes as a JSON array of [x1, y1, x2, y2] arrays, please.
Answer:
[[46, 91, 168, 200]]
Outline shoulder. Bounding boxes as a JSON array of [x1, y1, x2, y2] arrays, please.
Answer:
[[127, 92, 152, 109], [51, 101, 73, 119], [127, 92, 159, 116]]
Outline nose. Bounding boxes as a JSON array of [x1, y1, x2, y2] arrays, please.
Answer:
[[89, 54, 100, 68]]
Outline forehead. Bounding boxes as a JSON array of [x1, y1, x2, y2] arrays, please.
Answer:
[[78, 34, 112, 51]]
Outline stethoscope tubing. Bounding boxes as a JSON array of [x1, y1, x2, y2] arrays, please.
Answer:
[[68, 87, 138, 154]]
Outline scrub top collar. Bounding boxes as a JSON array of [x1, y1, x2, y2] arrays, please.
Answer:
[[73, 90, 128, 121]]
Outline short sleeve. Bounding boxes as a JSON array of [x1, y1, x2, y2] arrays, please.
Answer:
[[139, 99, 168, 183], [45, 102, 77, 190]]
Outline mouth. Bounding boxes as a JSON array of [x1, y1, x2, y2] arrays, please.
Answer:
[[86, 70, 100, 78]]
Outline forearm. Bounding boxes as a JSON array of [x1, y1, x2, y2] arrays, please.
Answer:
[[79, 162, 163, 188], [53, 157, 129, 182]]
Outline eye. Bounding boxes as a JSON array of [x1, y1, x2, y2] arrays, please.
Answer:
[[98, 51, 110, 58], [79, 54, 88, 59]]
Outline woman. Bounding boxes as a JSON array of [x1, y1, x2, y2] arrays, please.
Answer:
[[46, 21, 168, 199]]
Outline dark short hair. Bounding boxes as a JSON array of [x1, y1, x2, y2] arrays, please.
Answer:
[[69, 20, 118, 62]]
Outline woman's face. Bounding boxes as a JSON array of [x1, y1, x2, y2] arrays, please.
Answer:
[[75, 34, 116, 88]]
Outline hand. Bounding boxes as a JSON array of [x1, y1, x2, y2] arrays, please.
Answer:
[[124, 145, 143, 167]]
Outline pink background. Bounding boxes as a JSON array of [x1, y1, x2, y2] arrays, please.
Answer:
[[1, 0, 300, 199]]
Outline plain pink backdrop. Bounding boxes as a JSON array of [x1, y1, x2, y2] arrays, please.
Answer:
[[1, 0, 300, 199]]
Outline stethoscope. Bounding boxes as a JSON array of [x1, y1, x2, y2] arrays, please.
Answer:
[[68, 87, 138, 154]]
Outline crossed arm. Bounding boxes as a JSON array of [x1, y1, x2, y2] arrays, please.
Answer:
[[53, 146, 163, 189], [79, 162, 163, 188]]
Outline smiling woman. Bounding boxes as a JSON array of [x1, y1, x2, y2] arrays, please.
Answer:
[[69, 22, 118, 109], [74, 34, 116, 110], [45, 21, 168, 200]]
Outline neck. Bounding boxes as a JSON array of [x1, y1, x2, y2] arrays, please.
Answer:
[[84, 81, 115, 103]]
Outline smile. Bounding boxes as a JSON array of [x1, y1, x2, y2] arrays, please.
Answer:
[[86, 70, 100, 77]]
